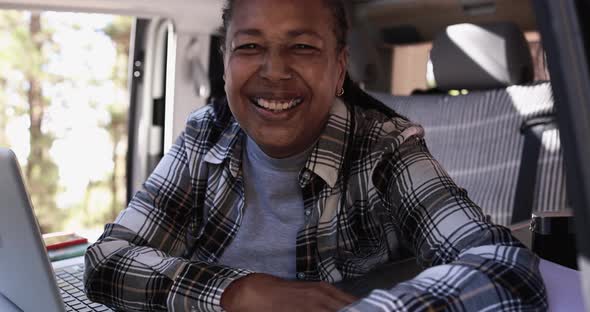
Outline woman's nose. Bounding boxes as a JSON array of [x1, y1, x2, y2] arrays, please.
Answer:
[[259, 50, 292, 81]]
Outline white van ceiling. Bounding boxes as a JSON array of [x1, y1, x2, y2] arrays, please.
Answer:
[[0, 0, 538, 39], [0, 0, 224, 33], [356, 0, 537, 41]]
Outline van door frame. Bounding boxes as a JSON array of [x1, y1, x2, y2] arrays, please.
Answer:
[[532, 0, 590, 305]]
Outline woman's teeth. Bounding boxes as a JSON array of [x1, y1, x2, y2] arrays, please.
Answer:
[[255, 98, 302, 112]]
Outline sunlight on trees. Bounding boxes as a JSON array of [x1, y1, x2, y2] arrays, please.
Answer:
[[0, 10, 132, 234]]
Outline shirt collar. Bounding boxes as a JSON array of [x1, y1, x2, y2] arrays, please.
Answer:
[[203, 119, 244, 178], [303, 98, 352, 188], [202, 98, 352, 186]]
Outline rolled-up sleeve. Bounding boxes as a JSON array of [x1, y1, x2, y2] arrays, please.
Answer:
[[83, 133, 251, 311], [344, 127, 547, 311]]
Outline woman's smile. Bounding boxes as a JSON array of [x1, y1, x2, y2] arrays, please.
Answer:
[[250, 97, 303, 113], [246, 92, 306, 122], [223, 0, 347, 158]]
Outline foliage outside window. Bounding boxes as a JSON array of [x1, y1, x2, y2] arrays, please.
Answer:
[[0, 10, 132, 234]]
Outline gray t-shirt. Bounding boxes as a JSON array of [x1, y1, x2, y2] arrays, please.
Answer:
[[217, 136, 310, 279]]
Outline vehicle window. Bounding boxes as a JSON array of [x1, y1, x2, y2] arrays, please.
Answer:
[[0, 10, 133, 235], [389, 31, 550, 95]]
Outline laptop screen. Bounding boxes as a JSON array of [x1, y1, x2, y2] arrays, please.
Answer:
[[0, 148, 65, 312]]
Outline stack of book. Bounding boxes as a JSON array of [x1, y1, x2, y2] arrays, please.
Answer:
[[42, 232, 89, 262]]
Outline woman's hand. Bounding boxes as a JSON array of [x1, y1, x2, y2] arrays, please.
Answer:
[[220, 273, 358, 312]]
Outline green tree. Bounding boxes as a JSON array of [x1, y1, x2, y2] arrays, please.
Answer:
[[102, 17, 132, 222], [25, 13, 63, 233], [1, 11, 133, 232], [0, 11, 63, 232], [0, 11, 20, 147]]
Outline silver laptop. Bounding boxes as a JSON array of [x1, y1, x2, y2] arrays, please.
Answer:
[[0, 148, 112, 312]]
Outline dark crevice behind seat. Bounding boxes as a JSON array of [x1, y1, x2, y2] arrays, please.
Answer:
[[371, 23, 567, 226]]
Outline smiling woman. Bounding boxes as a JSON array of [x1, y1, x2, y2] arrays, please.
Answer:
[[221, 0, 347, 158], [83, 0, 548, 311]]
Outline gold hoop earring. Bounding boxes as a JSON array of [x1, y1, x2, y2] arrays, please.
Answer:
[[337, 88, 345, 97]]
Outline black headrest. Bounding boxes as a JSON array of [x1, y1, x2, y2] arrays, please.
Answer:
[[430, 22, 534, 91]]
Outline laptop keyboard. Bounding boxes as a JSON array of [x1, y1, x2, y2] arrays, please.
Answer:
[[55, 264, 113, 312]]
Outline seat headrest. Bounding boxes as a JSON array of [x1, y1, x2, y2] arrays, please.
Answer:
[[430, 22, 534, 91]]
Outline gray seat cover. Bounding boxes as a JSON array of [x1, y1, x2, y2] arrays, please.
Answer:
[[372, 82, 567, 225]]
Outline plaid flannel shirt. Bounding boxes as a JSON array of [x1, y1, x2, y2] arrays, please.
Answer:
[[84, 98, 547, 311]]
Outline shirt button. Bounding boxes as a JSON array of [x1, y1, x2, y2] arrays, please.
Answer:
[[297, 272, 306, 280], [302, 171, 311, 180], [304, 209, 312, 217]]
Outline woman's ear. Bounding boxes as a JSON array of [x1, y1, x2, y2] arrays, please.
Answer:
[[337, 47, 349, 91]]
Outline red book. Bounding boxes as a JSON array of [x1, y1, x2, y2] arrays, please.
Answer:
[[42, 232, 88, 251]]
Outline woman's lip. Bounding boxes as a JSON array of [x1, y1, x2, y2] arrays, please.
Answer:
[[248, 96, 304, 107], [248, 97, 304, 120], [248, 94, 303, 101]]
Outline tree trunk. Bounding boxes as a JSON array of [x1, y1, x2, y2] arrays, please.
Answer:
[[25, 13, 44, 183], [24, 13, 61, 233]]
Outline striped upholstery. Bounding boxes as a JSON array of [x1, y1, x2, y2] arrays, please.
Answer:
[[371, 82, 568, 225]]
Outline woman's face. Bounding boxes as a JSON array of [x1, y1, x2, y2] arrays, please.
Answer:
[[223, 0, 347, 158]]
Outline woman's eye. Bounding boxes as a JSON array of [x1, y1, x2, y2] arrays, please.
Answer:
[[234, 43, 262, 54], [293, 44, 314, 50], [292, 44, 318, 54], [238, 43, 258, 49]]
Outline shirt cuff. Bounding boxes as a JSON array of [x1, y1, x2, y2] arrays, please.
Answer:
[[166, 261, 253, 312]]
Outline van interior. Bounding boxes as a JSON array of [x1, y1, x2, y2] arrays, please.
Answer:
[[0, 0, 589, 310]]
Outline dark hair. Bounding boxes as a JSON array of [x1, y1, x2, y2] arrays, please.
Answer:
[[219, 0, 404, 262], [219, 0, 400, 119], [221, 0, 348, 52]]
